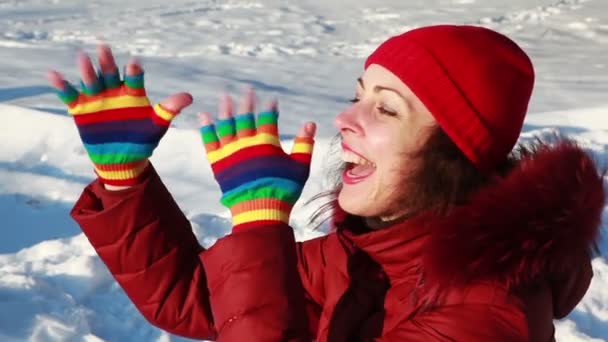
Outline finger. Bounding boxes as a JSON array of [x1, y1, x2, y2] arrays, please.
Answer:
[[152, 92, 193, 125], [256, 99, 279, 136], [235, 87, 256, 138], [198, 112, 220, 154], [217, 93, 236, 145], [47, 70, 79, 105], [77, 51, 103, 95], [218, 92, 234, 119], [237, 86, 255, 114], [47, 70, 66, 91], [291, 121, 316, 163], [297, 121, 317, 138], [198, 111, 213, 126], [160, 92, 193, 114], [97, 44, 121, 89], [124, 58, 144, 89]]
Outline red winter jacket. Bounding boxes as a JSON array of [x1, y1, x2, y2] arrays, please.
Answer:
[[71, 141, 604, 341]]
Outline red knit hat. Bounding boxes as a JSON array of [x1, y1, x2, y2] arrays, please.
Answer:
[[365, 25, 535, 172]]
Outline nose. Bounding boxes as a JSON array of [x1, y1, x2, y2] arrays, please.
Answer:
[[334, 103, 363, 135]]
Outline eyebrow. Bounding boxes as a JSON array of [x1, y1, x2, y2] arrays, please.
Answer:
[[357, 77, 407, 101]]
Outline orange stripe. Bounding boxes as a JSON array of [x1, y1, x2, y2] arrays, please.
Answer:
[[294, 136, 314, 144], [204, 141, 220, 152], [257, 124, 278, 135], [230, 198, 292, 216], [220, 135, 234, 146], [236, 128, 256, 138], [94, 160, 148, 171]]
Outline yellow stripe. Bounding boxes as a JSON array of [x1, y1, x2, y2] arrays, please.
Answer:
[[207, 133, 281, 164], [95, 163, 148, 180], [292, 142, 313, 154], [233, 209, 289, 226], [69, 96, 150, 115], [153, 104, 175, 121]]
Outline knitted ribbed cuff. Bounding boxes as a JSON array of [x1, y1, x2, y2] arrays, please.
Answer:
[[94, 159, 150, 186], [230, 198, 293, 231]]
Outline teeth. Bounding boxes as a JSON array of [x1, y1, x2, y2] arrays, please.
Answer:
[[341, 150, 376, 167]]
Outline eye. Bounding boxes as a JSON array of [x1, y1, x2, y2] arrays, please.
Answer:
[[349, 97, 359, 103], [377, 105, 397, 116]]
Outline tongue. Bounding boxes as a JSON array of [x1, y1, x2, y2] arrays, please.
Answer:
[[349, 163, 376, 177]]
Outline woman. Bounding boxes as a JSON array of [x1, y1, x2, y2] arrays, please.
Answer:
[[48, 25, 605, 341]]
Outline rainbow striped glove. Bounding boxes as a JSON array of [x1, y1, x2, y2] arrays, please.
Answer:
[[55, 71, 178, 186], [201, 109, 314, 231]]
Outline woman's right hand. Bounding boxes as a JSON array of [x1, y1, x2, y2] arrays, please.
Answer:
[[47, 44, 193, 187], [199, 89, 316, 231]]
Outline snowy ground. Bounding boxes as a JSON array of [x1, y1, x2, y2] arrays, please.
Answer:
[[0, 0, 607, 341]]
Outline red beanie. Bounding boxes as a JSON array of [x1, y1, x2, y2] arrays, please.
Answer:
[[365, 25, 535, 172]]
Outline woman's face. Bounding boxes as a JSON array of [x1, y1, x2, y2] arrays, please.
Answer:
[[335, 64, 437, 220]]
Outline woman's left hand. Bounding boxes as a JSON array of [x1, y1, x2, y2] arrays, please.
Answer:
[[199, 88, 316, 231]]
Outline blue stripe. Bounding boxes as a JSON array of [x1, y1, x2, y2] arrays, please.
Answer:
[[102, 71, 121, 89], [83, 142, 156, 156], [200, 124, 216, 134], [78, 119, 165, 144], [216, 156, 308, 193], [221, 177, 301, 200], [257, 110, 278, 120], [80, 79, 103, 96], [235, 112, 255, 123], [124, 72, 144, 88]]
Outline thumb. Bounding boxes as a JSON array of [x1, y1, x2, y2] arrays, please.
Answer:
[[290, 121, 316, 162], [297, 121, 317, 139], [160, 92, 193, 116]]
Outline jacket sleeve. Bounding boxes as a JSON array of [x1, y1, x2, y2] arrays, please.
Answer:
[[295, 235, 329, 338], [70, 165, 309, 341], [382, 302, 529, 342]]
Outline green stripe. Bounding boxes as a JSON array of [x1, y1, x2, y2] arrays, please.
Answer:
[[235, 113, 256, 131], [58, 92, 78, 104], [217, 122, 236, 138], [221, 185, 299, 208], [80, 79, 103, 96], [201, 131, 219, 144], [257, 112, 278, 126], [88, 152, 148, 165], [124, 74, 144, 89]]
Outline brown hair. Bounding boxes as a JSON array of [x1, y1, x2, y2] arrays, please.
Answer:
[[306, 126, 518, 229]]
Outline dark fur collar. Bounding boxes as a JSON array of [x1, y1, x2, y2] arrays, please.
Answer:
[[422, 140, 605, 292]]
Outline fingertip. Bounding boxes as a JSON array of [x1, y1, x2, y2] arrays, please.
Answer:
[[97, 43, 110, 54], [76, 50, 90, 65], [306, 122, 317, 137], [47, 70, 64, 89], [160, 92, 193, 114], [183, 92, 193, 105], [265, 98, 278, 112], [198, 112, 213, 126], [125, 57, 143, 75]]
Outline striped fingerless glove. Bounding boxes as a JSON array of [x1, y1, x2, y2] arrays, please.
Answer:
[[201, 109, 314, 231], [55, 70, 178, 186]]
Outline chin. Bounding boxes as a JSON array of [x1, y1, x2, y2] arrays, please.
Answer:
[[337, 189, 376, 217]]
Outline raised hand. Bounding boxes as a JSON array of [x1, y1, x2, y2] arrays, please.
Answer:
[[47, 45, 192, 186], [199, 89, 316, 231]]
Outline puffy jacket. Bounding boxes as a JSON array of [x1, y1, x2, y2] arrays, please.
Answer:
[[71, 141, 605, 341]]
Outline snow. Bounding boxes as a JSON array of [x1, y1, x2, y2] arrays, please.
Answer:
[[0, 0, 607, 341]]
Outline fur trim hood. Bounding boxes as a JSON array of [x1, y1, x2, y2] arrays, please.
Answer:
[[422, 140, 605, 314]]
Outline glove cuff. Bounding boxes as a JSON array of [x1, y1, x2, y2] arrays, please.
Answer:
[[94, 159, 150, 186], [230, 198, 293, 231]]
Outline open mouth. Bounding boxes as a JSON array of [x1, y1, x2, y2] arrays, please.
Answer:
[[341, 149, 376, 184]]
